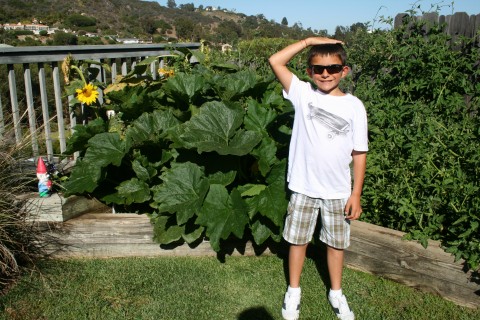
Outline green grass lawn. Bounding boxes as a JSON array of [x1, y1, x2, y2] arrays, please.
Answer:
[[0, 254, 478, 320]]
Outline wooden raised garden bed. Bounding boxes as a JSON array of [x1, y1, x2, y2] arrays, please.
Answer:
[[28, 194, 480, 309]]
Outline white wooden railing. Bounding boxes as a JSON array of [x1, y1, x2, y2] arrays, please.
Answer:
[[0, 43, 200, 161]]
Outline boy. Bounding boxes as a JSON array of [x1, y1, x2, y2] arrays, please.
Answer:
[[269, 37, 368, 320]]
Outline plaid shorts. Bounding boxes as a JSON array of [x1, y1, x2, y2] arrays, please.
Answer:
[[283, 192, 351, 249]]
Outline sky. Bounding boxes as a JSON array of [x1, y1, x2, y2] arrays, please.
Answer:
[[155, 0, 480, 34]]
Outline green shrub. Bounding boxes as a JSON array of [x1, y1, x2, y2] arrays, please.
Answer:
[[12, 30, 34, 36], [52, 31, 78, 45], [348, 15, 480, 270]]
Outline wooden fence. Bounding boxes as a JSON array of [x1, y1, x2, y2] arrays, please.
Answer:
[[395, 11, 480, 42], [0, 43, 200, 160]]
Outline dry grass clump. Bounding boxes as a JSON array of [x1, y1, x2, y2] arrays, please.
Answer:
[[0, 131, 52, 293]]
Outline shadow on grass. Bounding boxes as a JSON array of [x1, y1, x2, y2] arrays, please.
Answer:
[[237, 306, 275, 319], [158, 232, 332, 299], [215, 235, 332, 295]]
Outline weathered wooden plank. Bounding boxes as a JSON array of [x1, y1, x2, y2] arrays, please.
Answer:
[[49, 213, 264, 258], [347, 220, 479, 309], [51, 61, 67, 153], [38, 62, 54, 160], [25, 194, 110, 222]]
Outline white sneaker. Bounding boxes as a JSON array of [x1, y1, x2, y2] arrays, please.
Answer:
[[328, 294, 355, 320], [282, 290, 301, 320]]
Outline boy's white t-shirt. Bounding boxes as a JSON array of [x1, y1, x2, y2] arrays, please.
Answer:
[[284, 75, 368, 199]]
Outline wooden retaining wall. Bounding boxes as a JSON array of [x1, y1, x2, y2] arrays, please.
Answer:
[[32, 196, 479, 309]]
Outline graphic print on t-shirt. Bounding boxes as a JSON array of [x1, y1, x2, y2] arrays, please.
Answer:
[[307, 103, 350, 140]]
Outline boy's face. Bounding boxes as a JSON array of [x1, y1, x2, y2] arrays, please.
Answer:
[[306, 54, 349, 96]]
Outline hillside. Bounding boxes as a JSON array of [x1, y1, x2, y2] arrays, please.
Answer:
[[0, 0, 320, 44]]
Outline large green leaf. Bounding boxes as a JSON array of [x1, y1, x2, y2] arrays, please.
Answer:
[[65, 118, 107, 155], [151, 213, 205, 245], [196, 185, 249, 251], [173, 101, 262, 156], [238, 184, 267, 198], [182, 224, 205, 244], [212, 69, 257, 101], [246, 160, 288, 227], [251, 138, 278, 177], [244, 99, 277, 133], [84, 132, 126, 167], [207, 170, 236, 186], [106, 85, 159, 120], [151, 162, 209, 225], [62, 159, 103, 195], [162, 73, 206, 105], [132, 159, 153, 181], [63, 132, 126, 196], [152, 215, 185, 244], [116, 178, 151, 205], [125, 109, 180, 149], [251, 220, 275, 245], [261, 89, 285, 107]]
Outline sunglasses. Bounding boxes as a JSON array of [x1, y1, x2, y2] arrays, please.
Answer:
[[310, 64, 344, 75]]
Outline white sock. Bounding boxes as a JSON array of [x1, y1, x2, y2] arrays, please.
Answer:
[[329, 288, 342, 298], [288, 286, 301, 295]]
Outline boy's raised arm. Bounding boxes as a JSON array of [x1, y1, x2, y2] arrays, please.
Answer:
[[268, 37, 343, 93]]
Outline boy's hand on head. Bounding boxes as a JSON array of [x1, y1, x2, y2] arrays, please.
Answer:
[[344, 194, 362, 220], [306, 37, 344, 46]]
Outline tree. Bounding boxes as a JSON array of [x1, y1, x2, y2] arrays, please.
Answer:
[[142, 17, 157, 35], [179, 3, 195, 12], [281, 17, 288, 26], [243, 16, 259, 30], [167, 0, 176, 9], [350, 22, 367, 33], [52, 31, 78, 45], [215, 20, 242, 43], [174, 18, 195, 40], [334, 25, 348, 41], [65, 14, 96, 28], [154, 19, 172, 34]]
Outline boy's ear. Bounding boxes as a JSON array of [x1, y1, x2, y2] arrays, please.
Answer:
[[341, 66, 351, 78]]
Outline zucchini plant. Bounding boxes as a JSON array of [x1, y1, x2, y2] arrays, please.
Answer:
[[62, 49, 293, 251]]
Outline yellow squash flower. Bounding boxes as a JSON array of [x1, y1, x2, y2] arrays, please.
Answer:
[[76, 83, 99, 105], [158, 68, 175, 79]]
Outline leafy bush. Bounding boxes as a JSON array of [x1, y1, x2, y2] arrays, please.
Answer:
[[62, 49, 293, 251], [348, 15, 480, 270], [12, 30, 34, 36], [64, 14, 96, 28], [52, 31, 77, 45]]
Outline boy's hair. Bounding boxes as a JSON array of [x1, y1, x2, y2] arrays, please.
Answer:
[[307, 44, 347, 66]]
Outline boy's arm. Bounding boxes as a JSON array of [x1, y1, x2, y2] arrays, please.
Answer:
[[345, 150, 367, 220], [268, 37, 343, 93]]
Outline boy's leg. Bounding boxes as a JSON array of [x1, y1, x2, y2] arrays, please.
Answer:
[[319, 198, 355, 319], [283, 192, 320, 287], [282, 193, 320, 320], [289, 243, 308, 287], [282, 244, 307, 320], [318, 198, 349, 289], [326, 245, 344, 290]]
